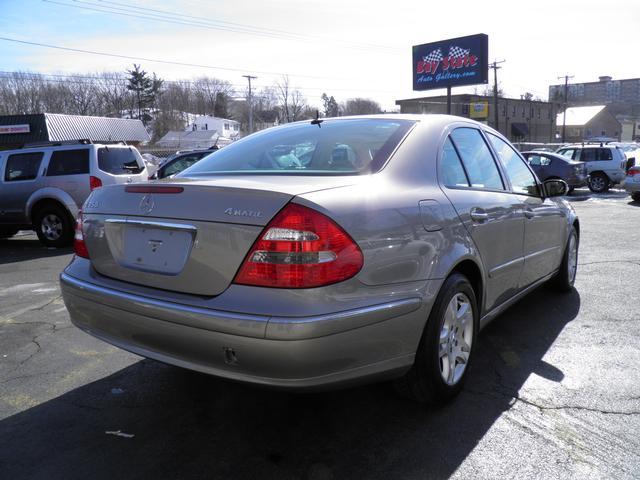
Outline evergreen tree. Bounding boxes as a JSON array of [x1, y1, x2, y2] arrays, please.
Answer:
[[321, 93, 340, 117], [126, 64, 163, 125]]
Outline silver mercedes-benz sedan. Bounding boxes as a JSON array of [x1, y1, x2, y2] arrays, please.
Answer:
[[60, 115, 579, 404]]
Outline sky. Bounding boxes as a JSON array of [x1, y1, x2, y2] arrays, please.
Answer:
[[0, 0, 639, 111]]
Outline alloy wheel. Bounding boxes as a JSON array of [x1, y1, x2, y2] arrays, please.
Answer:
[[438, 292, 474, 385], [41, 214, 63, 241]]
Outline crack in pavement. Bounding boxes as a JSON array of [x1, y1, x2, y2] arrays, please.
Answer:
[[0, 295, 63, 323], [578, 260, 640, 267]]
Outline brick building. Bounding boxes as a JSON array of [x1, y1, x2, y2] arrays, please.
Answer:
[[395, 94, 557, 143]]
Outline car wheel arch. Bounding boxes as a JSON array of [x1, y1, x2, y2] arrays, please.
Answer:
[[445, 258, 484, 316], [30, 198, 74, 225]]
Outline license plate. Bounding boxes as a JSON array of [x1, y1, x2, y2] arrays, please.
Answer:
[[121, 226, 194, 275]]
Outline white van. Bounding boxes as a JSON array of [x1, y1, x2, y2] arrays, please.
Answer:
[[0, 141, 148, 247]]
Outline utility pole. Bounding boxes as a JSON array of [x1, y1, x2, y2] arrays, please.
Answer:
[[242, 74, 257, 134], [558, 74, 574, 143], [489, 60, 505, 132]]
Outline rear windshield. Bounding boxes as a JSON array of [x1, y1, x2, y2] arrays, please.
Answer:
[[180, 119, 415, 176], [98, 147, 144, 174]]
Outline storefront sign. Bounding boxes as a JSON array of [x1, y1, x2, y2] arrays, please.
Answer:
[[470, 101, 489, 119], [0, 124, 30, 134], [413, 34, 488, 91]]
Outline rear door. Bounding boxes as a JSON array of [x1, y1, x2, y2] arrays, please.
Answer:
[[488, 134, 566, 288], [44, 147, 91, 207], [439, 127, 525, 312], [0, 151, 46, 225]]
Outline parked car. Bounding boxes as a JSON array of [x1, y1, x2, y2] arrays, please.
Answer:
[[0, 141, 147, 246], [521, 151, 588, 193], [150, 149, 214, 180], [610, 142, 639, 172], [555, 144, 627, 193], [624, 165, 640, 202], [61, 115, 579, 404]]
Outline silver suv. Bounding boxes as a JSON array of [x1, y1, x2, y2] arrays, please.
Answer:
[[0, 141, 147, 246], [556, 144, 627, 193]]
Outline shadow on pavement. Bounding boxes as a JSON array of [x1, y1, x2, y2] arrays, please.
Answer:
[[0, 234, 72, 265], [0, 287, 581, 479]]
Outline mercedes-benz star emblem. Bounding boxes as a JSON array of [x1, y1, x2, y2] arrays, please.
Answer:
[[139, 194, 155, 215]]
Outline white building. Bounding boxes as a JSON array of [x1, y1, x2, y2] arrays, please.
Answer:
[[186, 115, 240, 146]]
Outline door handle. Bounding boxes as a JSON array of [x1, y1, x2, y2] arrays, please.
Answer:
[[523, 208, 535, 219], [470, 208, 489, 222]]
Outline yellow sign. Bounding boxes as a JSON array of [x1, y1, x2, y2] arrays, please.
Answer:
[[469, 101, 488, 119]]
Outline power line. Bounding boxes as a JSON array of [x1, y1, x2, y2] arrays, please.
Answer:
[[0, 70, 402, 96], [0, 36, 344, 81], [96, 0, 401, 52], [42, 0, 402, 53]]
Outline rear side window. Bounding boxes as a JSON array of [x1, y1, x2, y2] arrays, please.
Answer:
[[440, 138, 469, 187], [449, 128, 504, 190], [557, 149, 576, 160], [98, 147, 144, 174], [579, 148, 613, 161], [46, 149, 89, 176], [488, 134, 540, 196], [4, 152, 44, 182]]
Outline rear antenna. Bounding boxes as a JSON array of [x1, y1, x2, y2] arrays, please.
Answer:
[[311, 110, 323, 128]]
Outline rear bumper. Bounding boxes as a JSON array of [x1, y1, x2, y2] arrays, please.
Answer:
[[60, 272, 429, 390], [624, 178, 640, 193]]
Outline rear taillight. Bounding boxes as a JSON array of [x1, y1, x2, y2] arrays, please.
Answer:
[[629, 167, 640, 177], [89, 176, 102, 191], [233, 203, 363, 288], [74, 211, 89, 259]]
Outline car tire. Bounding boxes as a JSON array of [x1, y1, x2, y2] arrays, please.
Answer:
[[588, 173, 609, 193], [631, 192, 640, 202], [550, 226, 578, 291], [33, 204, 74, 248], [0, 227, 20, 239], [394, 273, 478, 404]]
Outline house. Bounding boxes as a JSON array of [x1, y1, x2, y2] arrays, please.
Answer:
[[155, 130, 220, 150], [186, 115, 240, 145], [0, 113, 150, 150], [555, 106, 622, 143]]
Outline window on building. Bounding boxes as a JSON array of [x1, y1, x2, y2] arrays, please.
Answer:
[[522, 106, 525, 118], [5, 152, 44, 181], [537, 108, 541, 119], [224, 123, 230, 130], [512, 106, 516, 117], [46, 149, 90, 176]]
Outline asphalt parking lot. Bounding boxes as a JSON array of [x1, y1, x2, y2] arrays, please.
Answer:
[[1, 189, 639, 480]]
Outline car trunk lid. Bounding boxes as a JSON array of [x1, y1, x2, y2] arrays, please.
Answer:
[[81, 176, 360, 296]]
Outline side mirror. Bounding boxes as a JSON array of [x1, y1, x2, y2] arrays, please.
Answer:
[[543, 179, 568, 197]]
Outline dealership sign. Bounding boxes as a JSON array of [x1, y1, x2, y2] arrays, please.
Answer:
[[0, 124, 30, 134], [412, 34, 488, 91]]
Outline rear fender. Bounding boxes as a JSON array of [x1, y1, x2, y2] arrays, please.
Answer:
[[26, 188, 79, 222]]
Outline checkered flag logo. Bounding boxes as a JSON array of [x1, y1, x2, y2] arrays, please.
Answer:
[[448, 45, 470, 59], [422, 48, 443, 63]]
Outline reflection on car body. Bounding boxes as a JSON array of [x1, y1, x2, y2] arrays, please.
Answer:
[[61, 114, 579, 404]]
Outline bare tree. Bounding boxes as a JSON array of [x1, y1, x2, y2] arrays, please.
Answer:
[[275, 75, 291, 123], [341, 98, 382, 116]]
